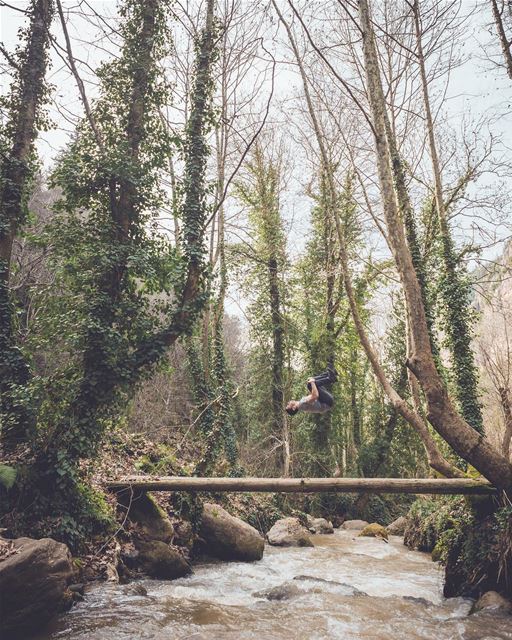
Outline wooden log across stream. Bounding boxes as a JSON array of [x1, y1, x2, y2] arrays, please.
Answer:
[[105, 476, 497, 495]]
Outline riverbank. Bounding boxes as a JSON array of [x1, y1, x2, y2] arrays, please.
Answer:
[[403, 495, 512, 599]]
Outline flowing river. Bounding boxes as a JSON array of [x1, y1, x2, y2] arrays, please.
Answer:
[[36, 530, 512, 640]]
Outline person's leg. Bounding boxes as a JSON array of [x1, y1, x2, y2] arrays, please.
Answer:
[[312, 370, 332, 387], [307, 367, 338, 392], [317, 386, 333, 407], [326, 364, 338, 383]]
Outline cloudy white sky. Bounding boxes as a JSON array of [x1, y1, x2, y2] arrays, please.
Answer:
[[1, 0, 511, 332], [2, 2, 510, 165]]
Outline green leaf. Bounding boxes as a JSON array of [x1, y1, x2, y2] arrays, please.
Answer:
[[0, 464, 17, 490]]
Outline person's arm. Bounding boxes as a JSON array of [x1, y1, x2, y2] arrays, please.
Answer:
[[306, 378, 319, 403]]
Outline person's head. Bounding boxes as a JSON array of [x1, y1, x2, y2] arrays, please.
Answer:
[[286, 400, 300, 416]]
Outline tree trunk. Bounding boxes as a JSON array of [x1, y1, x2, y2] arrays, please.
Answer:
[[193, 76, 239, 475], [358, 0, 512, 491], [412, 0, 483, 434], [269, 251, 288, 474], [0, 0, 54, 449], [383, 114, 437, 354], [310, 168, 338, 476], [65, 0, 161, 456], [128, 0, 216, 372], [106, 475, 496, 495], [350, 346, 362, 450], [499, 386, 512, 460], [490, 0, 512, 78]]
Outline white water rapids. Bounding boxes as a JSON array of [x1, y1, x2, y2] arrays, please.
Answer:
[[37, 530, 512, 640]]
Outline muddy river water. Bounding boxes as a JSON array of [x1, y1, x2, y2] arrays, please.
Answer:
[[37, 530, 512, 640]]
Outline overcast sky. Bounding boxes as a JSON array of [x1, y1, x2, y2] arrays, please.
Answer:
[[1, 0, 511, 332], [2, 2, 510, 162]]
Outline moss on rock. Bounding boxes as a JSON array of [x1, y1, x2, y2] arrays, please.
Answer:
[[122, 491, 175, 543], [358, 523, 388, 540]]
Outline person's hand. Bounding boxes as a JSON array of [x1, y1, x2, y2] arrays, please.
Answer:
[[307, 377, 315, 384]]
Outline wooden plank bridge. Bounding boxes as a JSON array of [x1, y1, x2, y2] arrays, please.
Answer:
[[105, 476, 497, 495]]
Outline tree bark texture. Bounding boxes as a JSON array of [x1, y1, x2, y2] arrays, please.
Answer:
[[358, 0, 512, 491], [412, 0, 483, 434], [0, 0, 54, 449], [106, 475, 496, 495], [491, 0, 512, 78]]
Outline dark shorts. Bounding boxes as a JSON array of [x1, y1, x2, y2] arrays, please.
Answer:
[[318, 386, 334, 407]]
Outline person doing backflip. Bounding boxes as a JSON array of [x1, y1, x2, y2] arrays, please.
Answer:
[[285, 365, 337, 416]]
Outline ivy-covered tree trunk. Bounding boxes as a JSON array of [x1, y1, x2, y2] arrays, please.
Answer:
[[257, 151, 290, 475], [359, 0, 512, 491], [22, 0, 218, 533], [411, 0, 483, 435], [234, 140, 291, 475], [209, 111, 239, 473], [268, 253, 290, 475], [193, 248, 239, 476], [0, 0, 54, 450], [188, 332, 236, 477], [350, 346, 362, 451], [126, 0, 216, 372], [383, 114, 437, 358], [187, 337, 217, 439], [42, 0, 162, 476], [308, 168, 339, 477]]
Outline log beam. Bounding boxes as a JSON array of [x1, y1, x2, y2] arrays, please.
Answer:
[[105, 476, 496, 495]]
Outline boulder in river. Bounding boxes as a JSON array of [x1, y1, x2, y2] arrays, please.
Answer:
[[293, 574, 367, 596], [342, 519, 369, 530], [198, 503, 264, 561], [358, 523, 388, 540], [387, 516, 408, 536], [471, 591, 512, 615], [0, 536, 74, 639], [306, 516, 334, 534], [253, 582, 303, 600], [137, 540, 191, 579], [124, 491, 174, 543], [123, 583, 149, 597], [267, 517, 314, 547], [173, 519, 194, 549]]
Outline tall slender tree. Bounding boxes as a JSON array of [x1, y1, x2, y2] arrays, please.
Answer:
[[0, 0, 54, 450], [233, 138, 291, 475], [410, 0, 483, 434], [304, 168, 339, 475], [357, 0, 512, 490]]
